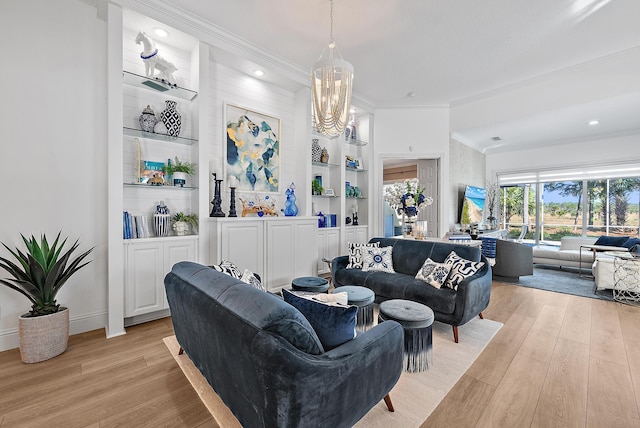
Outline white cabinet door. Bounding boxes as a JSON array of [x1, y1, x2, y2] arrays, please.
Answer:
[[163, 240, 197, 307], [125, 238, 198, 317], [345, 226, 369, 252], [266, 219, 318, 292], [125, 242, 164, 317], [317, 228, 340, 274], [295, 220, 319, 279], [267, 222, 296, 291], [216, 220, 264, 276]]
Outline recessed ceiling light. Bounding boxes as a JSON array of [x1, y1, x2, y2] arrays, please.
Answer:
[[153, 27, 169, 38], [491, 136, 502, 141], [407, 92, 416, 98], [588, 120, 599, 126], [253, 69, 265, 77]]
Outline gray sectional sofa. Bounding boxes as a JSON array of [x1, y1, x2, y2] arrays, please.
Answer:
[[165, 261, 403, 428], [331, 237, 492, 343]]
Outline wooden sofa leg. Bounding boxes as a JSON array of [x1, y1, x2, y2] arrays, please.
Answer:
[[178, 346, 184, 355], [383, 394, 395, 412], [479, 312, 484, 319], [452, 326, 459, 343]]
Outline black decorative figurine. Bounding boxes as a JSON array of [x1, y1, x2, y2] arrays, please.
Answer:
[[209, 173, 226, 217], [228, 186, 238, 217]]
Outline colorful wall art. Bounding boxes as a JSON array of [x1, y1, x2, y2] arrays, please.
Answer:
[[225, 104, 280, 192]]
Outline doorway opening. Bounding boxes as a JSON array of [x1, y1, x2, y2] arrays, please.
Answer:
[[382, 158, 439, 238]]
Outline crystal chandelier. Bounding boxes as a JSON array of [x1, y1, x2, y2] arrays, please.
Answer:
[[311, 0, 354, 138]]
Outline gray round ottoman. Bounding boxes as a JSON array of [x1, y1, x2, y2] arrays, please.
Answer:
[[378, 299, 435, 372], [332, 286, 375, 331], [291, 276, 329, 293]]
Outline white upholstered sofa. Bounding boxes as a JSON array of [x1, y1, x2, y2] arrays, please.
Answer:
[[592, 256, 616, 290], [532, 237, 597, 269]]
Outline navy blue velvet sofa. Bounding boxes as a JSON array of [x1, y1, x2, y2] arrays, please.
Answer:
[[165, 261, 404, 428], [332, 237, 492, 343]]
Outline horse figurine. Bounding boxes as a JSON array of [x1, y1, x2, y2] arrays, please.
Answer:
[[135, 31, 178, 83]]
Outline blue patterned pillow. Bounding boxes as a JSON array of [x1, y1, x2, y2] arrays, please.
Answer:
[[416, 258, 451, 289], [282, 289, 357, 351], [443, 251, 484, 291], [361, 246, 395, 273], [210, 259, 242, 279], [347, 242, 380, 269]]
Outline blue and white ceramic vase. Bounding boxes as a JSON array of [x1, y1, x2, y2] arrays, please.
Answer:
[[154, 201, 171, 237], [138, 105, 157, 132], [312, 139, 322, 162], [160, 100, 181, 137]]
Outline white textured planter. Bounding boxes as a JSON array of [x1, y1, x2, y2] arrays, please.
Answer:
[[19, 307, 69, 364], [172, 220, 189, 235], [172, 171, 187, 187]]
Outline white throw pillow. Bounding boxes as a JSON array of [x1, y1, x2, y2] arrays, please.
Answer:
[[240, 268, 265, 291], [443, 251, 484, 291], [347, 242, 380, 269], [361, 246, 395, 273], [303, 291, 349, 306], [415, 258, 451, 289]]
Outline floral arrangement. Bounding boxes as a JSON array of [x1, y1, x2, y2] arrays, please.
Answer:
[[384, 179, 433, 217]]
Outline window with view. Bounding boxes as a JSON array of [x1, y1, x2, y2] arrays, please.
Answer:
[[497, 164, 640, 245]]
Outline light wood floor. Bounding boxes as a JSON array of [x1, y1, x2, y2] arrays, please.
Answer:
[[1, 283, 639, 428], [424, 281, 640, 428]]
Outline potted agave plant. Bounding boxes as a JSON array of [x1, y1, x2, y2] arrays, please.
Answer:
[[0, 231, 93, 363]]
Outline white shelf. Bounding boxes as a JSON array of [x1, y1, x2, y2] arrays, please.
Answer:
[[345, 137, 368, 147], [123, 127, 198, 145], [312, 161, 340, 168], [123, 183, 197, 190], [346, 167, 368, 173], [122, 70, 198, 101], [124, 234, 198, 243]]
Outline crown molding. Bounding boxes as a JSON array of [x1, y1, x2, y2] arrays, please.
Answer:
[[451, 45, 640, 108], [449, 132, 487, 154], [375, 103, 450, 110], [111, 0, 308, 87]]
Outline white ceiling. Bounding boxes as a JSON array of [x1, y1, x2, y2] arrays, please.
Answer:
[[134, 0, 640, 153]]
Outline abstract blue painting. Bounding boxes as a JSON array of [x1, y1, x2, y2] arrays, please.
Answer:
[[226, 104, 280, 192]]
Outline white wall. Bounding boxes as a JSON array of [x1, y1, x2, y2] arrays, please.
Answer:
[[449, 139, 486, 226], [207, 62, 302, 223], [373, 107, 450, 237], [486, 133, 640, 177], [0, 0, 108, 350]]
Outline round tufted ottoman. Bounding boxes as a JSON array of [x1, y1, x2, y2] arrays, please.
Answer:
[[378, 299, 435, 372], [332, 286, 375, 331], [291, 276, 329, 293]]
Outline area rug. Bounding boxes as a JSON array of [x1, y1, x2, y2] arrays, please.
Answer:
[[164, 316, 502, 428], [503, 265, 615, 302]]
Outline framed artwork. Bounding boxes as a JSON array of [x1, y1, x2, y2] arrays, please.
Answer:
[[225, 103, 280, 192]]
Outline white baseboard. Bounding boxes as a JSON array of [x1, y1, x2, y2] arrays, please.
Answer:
[[124, 309, 171, 327], [0, 310, 108, 353]]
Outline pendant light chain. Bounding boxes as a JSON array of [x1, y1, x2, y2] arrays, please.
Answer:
[[311, 0, 354, 138], [330, 0, 334, 46]]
